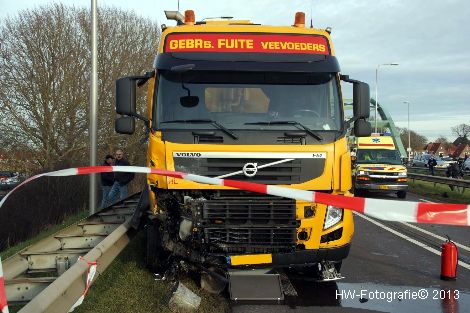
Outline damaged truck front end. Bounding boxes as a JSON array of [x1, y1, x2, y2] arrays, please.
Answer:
[[115, 9, 371, 298]]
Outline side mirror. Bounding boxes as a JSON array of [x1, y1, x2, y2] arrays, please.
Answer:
[[115, 116, 135, 134], [116, 77, 136, 115], [340, 75, 370, 119], [353, 82, 370, 119], [354, 119, 371, 137]]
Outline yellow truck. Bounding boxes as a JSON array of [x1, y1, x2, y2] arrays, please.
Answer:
[[115, 10, 371, 298], [352, 136, 408, 198]]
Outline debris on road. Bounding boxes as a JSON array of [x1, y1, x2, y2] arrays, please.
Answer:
[[169, 282, 201, 312]]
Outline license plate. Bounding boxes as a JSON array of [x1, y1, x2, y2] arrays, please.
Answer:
[[379, 185, 389, 190]]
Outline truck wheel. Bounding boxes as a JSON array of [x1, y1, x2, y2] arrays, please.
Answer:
[[146, 220, 168, 272], [200, 267, 227, 294], [354, 189, 365, 197], [334, 261, 342, 272], [397, 191, 407, 199]]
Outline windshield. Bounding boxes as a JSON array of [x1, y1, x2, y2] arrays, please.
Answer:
[[155, 71, 342, 131], [356, 149, 402, 165]]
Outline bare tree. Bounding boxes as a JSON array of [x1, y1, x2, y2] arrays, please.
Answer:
[[0, 4, 160, 170], [78, 7, 160, 164], [398, 127, 428, 151], [451, 123, 470, 139], [0, 4, 89, 169], [435, 135, 451, 148]]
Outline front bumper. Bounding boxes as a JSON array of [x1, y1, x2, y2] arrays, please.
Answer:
[[355, 183, 407, 191], [228, 244, 350, 267]]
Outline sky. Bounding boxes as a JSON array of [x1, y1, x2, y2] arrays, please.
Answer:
[[1, 0, 469, 142]]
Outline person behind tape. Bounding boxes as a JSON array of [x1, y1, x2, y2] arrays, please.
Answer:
[[428, 154, 437, 176], [108, 149, 135, 202], [100, 154, 115, 208]]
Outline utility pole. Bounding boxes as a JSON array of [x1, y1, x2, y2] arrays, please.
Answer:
[[374, 63, 399, 133], [89, 0, 98, 215]]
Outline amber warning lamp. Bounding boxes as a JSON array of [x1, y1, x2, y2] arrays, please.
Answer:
[[294, 12, 305, 27], [185, 10, 195, 25]]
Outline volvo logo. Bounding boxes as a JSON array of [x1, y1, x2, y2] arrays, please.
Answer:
[[242, 163, 258, 177], [174, 152, 202, 158]]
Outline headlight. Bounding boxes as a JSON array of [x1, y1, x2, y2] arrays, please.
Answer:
[[324, 205, 343, 229], [398, 172, 407, 177]]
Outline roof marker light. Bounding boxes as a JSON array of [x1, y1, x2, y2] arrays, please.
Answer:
[[294, 12, 305, 27], [185, 10, 195, 25]]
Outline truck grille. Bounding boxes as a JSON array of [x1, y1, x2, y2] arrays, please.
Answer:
[[201, 193, 297, 253], [203, 197, 297, 226], [204, 228, 296, 253], [174, 158, 324, 184], [369, 177, 398, 183]]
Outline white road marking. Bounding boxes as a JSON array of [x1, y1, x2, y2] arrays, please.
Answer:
[[400, 221, 470, 253], [355, 212, 470, 271], [419, 198, 434, 203]]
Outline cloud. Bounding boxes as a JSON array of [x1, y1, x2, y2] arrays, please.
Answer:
[[1, 0, 468, 140]]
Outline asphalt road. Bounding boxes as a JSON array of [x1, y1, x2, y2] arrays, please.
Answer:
[[232, 192, 470, 313]]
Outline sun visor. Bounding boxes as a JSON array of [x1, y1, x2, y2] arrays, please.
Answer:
[[155, 53, 340, 72]]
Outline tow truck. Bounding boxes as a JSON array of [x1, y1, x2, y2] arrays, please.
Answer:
[[115, 9, 371, 299]]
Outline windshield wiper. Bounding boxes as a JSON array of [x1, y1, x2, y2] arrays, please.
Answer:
[[161, 119, 238, 140], [245, 121, 322, 141]]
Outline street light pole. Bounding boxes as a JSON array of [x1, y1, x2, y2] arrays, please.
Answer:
[[375, 63, 399, 133], [404, 101, 411, 164], [89, 0, 98, 215]]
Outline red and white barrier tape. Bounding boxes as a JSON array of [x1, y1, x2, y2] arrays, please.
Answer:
[[68, 257, 97, 312], [0, 257, 9, 313], [1, 166, 469, 227]]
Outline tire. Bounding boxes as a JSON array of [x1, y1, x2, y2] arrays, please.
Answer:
[[354, 189, 365, 197], [146, 220, 168, 272], [200, 267, 227, 294], [334, 261, 342, 272], [397, 191, 407, 199]]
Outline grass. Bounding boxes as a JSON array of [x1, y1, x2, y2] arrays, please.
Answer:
[[0, 209, 89, 259], [408, 179, 470, 203], [74, 231, 230, 313], [1, 192, 229, 313]]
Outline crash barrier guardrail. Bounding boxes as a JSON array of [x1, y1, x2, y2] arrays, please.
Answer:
[[408, 173, 470, 192], [1, 192, 144, 313], [408, 166, 470, 176], [1, 166, 468, 227]]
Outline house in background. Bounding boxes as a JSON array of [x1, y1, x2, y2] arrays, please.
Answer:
[[423, 137, 469, 159], [449, 137, 470, 159], [423, 142, 441, 155]]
